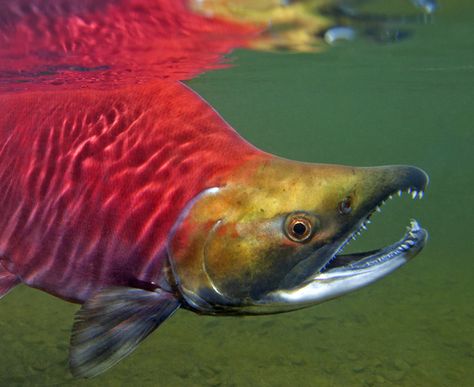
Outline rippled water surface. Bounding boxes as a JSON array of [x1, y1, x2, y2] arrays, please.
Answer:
[[1, 1, 473, 386]]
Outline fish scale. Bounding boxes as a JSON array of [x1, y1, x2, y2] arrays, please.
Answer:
[[0, 82, 262, 302]]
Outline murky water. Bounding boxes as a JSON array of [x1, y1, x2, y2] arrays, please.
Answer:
[[1, 1, 473, 386]]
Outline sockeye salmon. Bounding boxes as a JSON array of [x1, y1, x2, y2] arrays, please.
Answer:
[[0, 0, 429, 378]]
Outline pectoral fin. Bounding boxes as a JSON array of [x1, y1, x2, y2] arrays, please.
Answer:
[[69, 287, 180, 378]]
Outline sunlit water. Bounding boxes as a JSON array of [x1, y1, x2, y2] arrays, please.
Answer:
[[1, 1, 473, 386]]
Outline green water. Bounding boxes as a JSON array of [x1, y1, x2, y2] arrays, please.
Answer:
[[1, 1, 473, 386]]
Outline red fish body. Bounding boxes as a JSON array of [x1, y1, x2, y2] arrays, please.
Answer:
[[0, 81, 262, 302]]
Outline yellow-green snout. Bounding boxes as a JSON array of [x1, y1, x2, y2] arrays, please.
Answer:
[[168, 157, 428, 314]]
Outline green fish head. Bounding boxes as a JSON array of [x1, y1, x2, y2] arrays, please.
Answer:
[[167, 157, 428, 314]]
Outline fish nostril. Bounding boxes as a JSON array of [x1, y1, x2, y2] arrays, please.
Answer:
[[338, 197, 352, 215]]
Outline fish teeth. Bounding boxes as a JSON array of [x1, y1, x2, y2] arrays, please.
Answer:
[[410, 219, 421, 231], [350, 189, 425, 251]]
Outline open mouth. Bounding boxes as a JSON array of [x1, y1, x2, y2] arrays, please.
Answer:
[[322, 187, 428, 274], [267, 184, 429, 309]]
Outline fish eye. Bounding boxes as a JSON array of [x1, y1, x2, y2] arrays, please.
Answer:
[[338, 196, 352, 215], [284, 213, 314, 243]]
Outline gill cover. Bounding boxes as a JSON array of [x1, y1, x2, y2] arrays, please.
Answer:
[[167, 185, 304, 313]]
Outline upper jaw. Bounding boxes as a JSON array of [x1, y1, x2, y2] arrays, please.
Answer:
[[319, 165, 429, 274], [265, 167, 429, 309], [280, 165, 429, 288]]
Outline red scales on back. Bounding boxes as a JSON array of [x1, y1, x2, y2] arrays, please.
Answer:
[[0, 81, 261, 302]]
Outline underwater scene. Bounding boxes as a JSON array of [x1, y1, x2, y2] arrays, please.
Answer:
[[0, 0, 473, 386]]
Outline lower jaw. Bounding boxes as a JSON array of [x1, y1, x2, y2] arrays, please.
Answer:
[[262, 220, 428, 309], [322, 219, 428, 273]]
